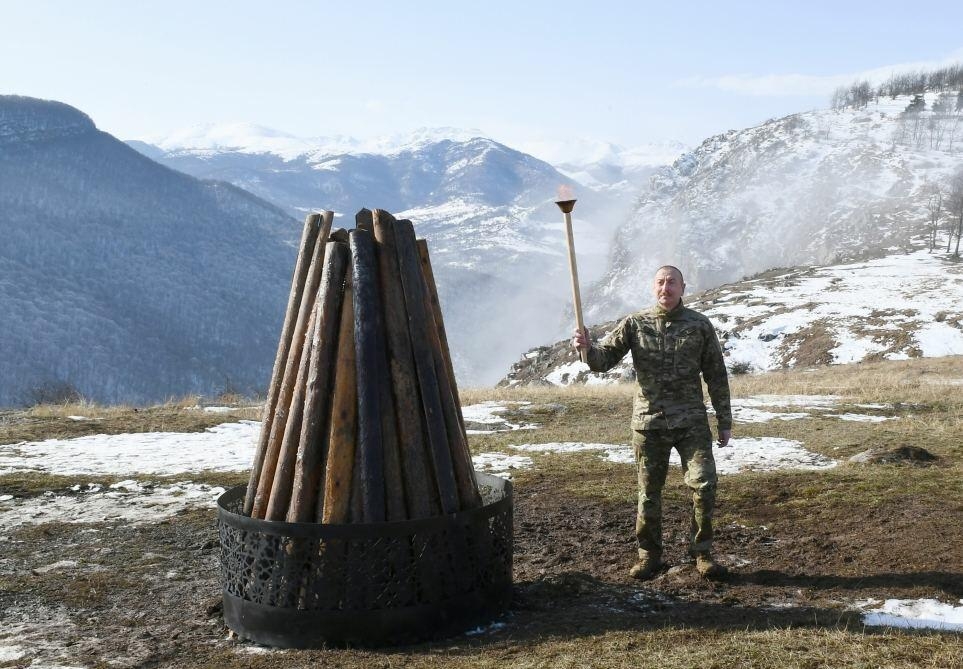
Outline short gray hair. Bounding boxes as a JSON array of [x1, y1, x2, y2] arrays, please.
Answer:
[[655, 265, 684, 282]]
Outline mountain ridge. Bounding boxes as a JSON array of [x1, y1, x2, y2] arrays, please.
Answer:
[[0, 95, 300, 406], [588, 92, 963, 322]]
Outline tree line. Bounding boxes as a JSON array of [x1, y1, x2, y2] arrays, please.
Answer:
[[831, 64, 963, 110], [925, 168, 963, 258]]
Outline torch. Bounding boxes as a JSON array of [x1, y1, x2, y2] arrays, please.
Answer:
[[556, 187, 587, 364]]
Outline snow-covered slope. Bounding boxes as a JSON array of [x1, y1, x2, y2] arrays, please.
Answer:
[[590, 93, 963, 322], [502, 247, 963, 386]]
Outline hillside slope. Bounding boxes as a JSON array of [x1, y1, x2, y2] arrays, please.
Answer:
[[502, 247, 963, 386], [0, 96, 299, 405], [590, 93, 963, 321]]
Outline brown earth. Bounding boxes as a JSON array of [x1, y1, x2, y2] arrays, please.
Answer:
[[2, 457, 961, 668]]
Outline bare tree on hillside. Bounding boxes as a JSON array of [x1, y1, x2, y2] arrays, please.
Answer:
[[949, 170, 963, 257], [926, 183, 944, 252]]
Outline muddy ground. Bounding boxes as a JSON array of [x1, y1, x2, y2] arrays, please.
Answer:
[[3, 455, 962, 668]]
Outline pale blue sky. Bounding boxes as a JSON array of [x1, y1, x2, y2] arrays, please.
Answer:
[[3, 0, 963, 149]]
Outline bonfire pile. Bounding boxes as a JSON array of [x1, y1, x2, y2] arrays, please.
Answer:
[[243, 209, 480, 524]]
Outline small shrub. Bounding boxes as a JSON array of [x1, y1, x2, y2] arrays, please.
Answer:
[[22, 380, 84, 406]]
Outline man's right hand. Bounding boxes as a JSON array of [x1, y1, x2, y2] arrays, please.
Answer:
[[572, 328, 590, 352]]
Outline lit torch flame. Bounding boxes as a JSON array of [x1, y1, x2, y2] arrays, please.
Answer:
[[555, 184, 576, 214]]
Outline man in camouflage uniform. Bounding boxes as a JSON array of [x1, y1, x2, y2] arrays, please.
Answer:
[[573, 265, 732, 580]]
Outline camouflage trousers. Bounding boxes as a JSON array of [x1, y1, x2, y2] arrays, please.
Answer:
[[632, 424, 717, 557]]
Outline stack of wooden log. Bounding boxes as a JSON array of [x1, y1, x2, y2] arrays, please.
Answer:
[[242, 209, 481, 524]]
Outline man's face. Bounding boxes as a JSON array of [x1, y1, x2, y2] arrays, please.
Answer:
[[652, 268, 685, 310]]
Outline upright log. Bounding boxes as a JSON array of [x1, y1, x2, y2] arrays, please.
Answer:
[[417, 239, 480, 508], [265, 310, 317, 520], [320, 271, 357, 524], [244, 213, 322, 516], [286, 241, 350, 523], [252, 211, 334, 518], [394, 219, 459, 515], [372, 211, 438, 519], [350, 229, 389, 523]]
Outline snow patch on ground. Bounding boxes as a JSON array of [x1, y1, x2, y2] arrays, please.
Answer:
[[0, 421, 259, 476], [461, 401, 537, 433], [471, 452, 533, 479], [861, 598, 963, 632], [510, 442, 632, 464], [737, 395, 839, 409], [725, 395, 900, 424], [0, 605, 84, 669], [0, 481, 227, 527], [834, 413, 898, 423], [732, 407, 810, 423], [506, 437, 836, 474]]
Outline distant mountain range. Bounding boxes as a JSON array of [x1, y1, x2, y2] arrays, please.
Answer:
[[0, 96, 298, 406], [128, 124, 670, 384]]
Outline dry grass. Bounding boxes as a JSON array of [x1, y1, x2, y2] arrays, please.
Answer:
[[0, 398, 261, 445], [727, 355, 963, 400], [178, 628, 963, 669]]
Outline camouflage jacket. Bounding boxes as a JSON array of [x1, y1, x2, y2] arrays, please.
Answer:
[[586, 302, 732, 431]]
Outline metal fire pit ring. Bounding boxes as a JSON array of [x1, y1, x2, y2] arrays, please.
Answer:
[[217, 473, 513, 648]]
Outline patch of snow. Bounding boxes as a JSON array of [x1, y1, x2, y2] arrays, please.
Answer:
[[863, 598, 963, 632], [732, 406, 810, 423], [31, 560, 79, 575], [0, 421, 259, 476], [201, 406, 236, 413], [0, 605, 83, 669], [471, 453, 533, 479], [506, 437, 836, 474], [915, 322, 963, 357], [714, 437, 837, 474], [738, 395, 839, 409], [510, 442, 632, 464], [832, 413, 899, 423], [0, 482, 227, 527], [544, 361, 590, 385], [0, 646, 24, 662], [461, 401, 537, 433], [234, 644, 276, 654], [465, 620, 508, 636]]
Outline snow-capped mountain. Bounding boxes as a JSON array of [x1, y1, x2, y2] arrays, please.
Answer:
[[135, 123, 488, 162], [0, 96, 299, 406], [589, 93, 963, 322], [130, 125, 642, 384], [518, 137, 688, 193], [501, 246, 963, 386]]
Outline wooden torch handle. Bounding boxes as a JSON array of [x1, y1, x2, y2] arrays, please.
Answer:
[[563, 210, 588, 364]]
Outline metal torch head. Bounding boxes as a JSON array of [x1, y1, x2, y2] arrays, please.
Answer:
[[555, 199, 577, 214]]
